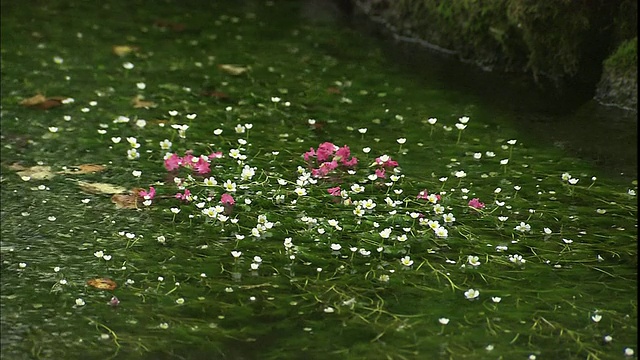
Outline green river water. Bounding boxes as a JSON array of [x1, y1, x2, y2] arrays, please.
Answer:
[[1, 1, 637, 359]]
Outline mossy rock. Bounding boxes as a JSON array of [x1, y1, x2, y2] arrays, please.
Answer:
[[595, 38, 637, 111]]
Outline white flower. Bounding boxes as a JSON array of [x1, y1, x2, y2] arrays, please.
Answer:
[[223, 180, 237, 192], [543, 227, 552, 235], [561, 173, 572, 181], [400, 256, 414, 267], [294, 187, 307, 196], [379, 228, 392, 239], [94, 250, 104, 258], [458, 116, 470, 124], [514, 222, 531, 232], [350, 183, 364, 193], [323, 307, 334, 313], [75, 298, 85, 306], [591, 314, 602, 323], [507, 139, 517, 145], [127, 148, 140, 160], [464, 289, 480, 300], [442, 213, 456, 223], [491, 297, 502, 303], [467, 255, 481, 267], [231, 251, 242, 258], [176, 298, 185, 305], [568, 178, 579, 185], [509, 254, 526, 265], [454, 170, 466, 178], [132, 170, 142, 177], [624, 348, 634, 356], [500, 159, 509, 165], [438, 318, 450, 325], [396, 138, 406, 144], [122, 62, 134, 69], [455, 123, 467, 130], [159, 323, 169, 329], [427, 117, 437, 125], [434, 227, 448, 239]]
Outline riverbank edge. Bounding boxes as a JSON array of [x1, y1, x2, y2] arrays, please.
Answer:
[[352, 0, 637, 113]]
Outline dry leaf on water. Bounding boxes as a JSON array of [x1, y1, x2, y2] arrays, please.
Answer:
[[131, 95, 157, 109], [111, 188, 146, 209], [111, 193, 139, 209], [153, 19, 185, 32], [20, 94, 67, 110], [218, 64, 249, 76], [77, 181, 128, 195], [87, 278, 117, 291], [58, 164, 106, 175], [112, 45, 139, 57], [9, 163, 56, 180]]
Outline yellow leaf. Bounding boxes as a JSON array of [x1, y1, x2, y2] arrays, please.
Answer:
[[77, 181, 128, 195], [87, 278, 117, 291], [13, 165, 55, 180], [218, 64, 249, 75], [112, 45, 138, 57], [131, 95, 157, 109]]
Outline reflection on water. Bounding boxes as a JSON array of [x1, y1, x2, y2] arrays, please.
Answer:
[[349, 11, 637, 180]]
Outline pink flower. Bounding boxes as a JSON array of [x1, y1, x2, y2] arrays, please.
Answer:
[[139, 186, 156, 200], [468, 198, 485, 209], [164, 153, 181, 171], [181, 153, 195, 169], [208, 151, 223, 159], [221, 193, 235, 205], [375, 168, 386, 178], [193, 157, 211, 175], [375, 156, 398, 168], [342, 156, 358, 167], [335, 145, 351, 161], [327, 186, 341, 196], [316, 142, 336, 162], [303, 148, 316, 162], [175, 189, 191, 201], [416, 190, 428, 200]]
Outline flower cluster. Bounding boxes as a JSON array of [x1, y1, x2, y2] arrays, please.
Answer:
[[164, 150, 224, 175], [303, 142, 358, 178], [371, 154, 398, 178]]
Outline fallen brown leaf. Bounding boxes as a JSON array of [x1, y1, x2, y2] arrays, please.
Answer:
[[131, 95, 157, 109], [112, 45, 139, 57], [20, 94, 67, 110], [154, 19, 185, 32], [77, 181, 127, 195], [201, 89, 233, 102], [58, 164, 106, 175], [218, 64, 249, 76], [87, 278, 117, 291], [11, 164, 56, 180], [111, 193, 139, 209]]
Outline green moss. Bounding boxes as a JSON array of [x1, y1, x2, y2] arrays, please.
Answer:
[[359, 0, 623, 83], [603, 37, 637, 74]]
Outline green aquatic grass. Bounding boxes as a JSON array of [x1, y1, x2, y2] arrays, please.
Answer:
[[1, 1, 637, 360]]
